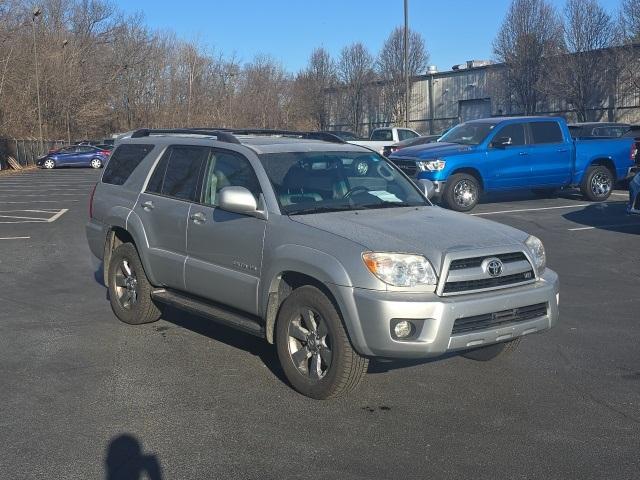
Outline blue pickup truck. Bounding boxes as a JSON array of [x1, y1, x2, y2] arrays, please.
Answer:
[[389, 116, 639, 211]]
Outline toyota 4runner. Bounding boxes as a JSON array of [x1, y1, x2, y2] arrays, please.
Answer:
[[86, 128, 559, 399]]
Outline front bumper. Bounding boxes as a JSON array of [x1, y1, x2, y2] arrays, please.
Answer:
[[335, 269, 559, 358]]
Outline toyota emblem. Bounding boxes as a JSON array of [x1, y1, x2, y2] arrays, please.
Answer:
[[484, 258, 504, 277]]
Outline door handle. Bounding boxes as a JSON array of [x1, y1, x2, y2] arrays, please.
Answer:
[[190, 212, 206, 224], [519, 151, 529, 155], [557, 148, 569, 152], [141, 200, 154, 211]]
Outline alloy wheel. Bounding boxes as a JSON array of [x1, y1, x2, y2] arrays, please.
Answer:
[[91, 158, 102, 169], [590, 171, 611, 197], [114, 259, 138, 310], [453, 179, 477, 208], [287, 308, 333, 380], [43, 159, 55, 169]]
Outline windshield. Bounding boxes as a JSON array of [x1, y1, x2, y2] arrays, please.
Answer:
[[259, 151, 429, 214], [439, 122, 496, 145]]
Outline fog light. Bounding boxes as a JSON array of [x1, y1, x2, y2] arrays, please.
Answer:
[[394, 320, 412, 338]]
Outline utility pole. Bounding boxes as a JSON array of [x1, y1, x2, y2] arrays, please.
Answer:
[[32, 7, 43, 153], [62, 39, 70, 145], [404, 0, 410, 128]]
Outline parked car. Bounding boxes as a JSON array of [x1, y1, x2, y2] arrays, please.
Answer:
[[628, 173, 640, 215], [389, 116, 638, 211], [383, 134, 442, 157], [37, 145, 110, 169], [86, 127, 559, 399], [320, 130, 366, 141], [568, 122, 630, 139], [348, 127, 420, 154]]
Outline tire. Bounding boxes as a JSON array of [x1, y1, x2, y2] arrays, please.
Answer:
[[43, 159, 55, 169], [461, 338, 521, 361], [442, 173, 481, 212], [580, 165, 613, 201], [90, 157, 103, 169], [275, 286, 368, 399], [531, 188, 558, 198], [107, 243, 162, 325]]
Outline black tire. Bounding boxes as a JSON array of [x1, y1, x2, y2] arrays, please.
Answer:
[[531, 188, 558, 198], [461, 338, 521, 361], [442, 173, 481, 212], [90, 157, 103, 169], [107, 243, 162, 325], [275, 286, 368, 399], [580, 165, 613, 201]]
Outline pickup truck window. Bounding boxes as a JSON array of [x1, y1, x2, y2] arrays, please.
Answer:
[[146, 146, 208, 202], [371, 129, 393, 141], [492, 123, 526, 146], [201, 150, 261, 206], [259, 151, 428, 214], [398, 129, 419, 141], [440, 122, 496, 145], [529, 122, 563, 144]]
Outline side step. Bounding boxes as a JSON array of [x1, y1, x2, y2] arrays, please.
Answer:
[[151, 289, 265, 338]]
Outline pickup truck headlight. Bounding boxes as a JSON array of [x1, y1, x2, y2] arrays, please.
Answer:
[[525, 235, 546, 273], [362, 252, 438, 287], [417, 159, 446, 172]]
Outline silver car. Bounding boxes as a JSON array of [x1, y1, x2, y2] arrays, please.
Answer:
[[86, 128, 559, 399]]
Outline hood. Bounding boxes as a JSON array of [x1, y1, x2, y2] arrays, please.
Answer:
[[291, 206, 528, 271], [391, 142, 476, 160]]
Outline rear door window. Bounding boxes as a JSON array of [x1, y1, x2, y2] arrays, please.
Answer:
[[146, 146, 209, 202], [102, 144, 155, 185], [493, 123, 526, 146], [529, 122, 564, 144]]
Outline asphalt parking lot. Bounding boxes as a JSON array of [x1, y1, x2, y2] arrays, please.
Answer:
[[1, 169, 638, 479]]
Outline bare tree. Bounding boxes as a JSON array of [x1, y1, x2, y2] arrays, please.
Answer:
[[620, 0, 640, 41], [293, 48, 337, 130], [377, 26, 428, 124], [337, 43, 375, 134], [494, 0, 563, 114], [547, 0, 615, 121]]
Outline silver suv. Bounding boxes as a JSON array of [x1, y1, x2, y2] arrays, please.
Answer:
[[86, 128, 559, 399]]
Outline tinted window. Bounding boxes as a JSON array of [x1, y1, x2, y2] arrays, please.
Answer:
[[102, 144, 154, 185], [77, 146, 95, 153], [493, 123, 526, 146], [152, 146, 208, 201], [201, 151, 261, 206], [371, 129, 393, 141], [530, 122, 563, 144], [398, 129, 419, 141]]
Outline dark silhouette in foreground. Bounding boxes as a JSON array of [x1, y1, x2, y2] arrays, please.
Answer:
[[105, 434, 162, 480]]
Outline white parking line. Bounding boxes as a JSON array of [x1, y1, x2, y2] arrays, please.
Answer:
[[610, 192, 629, 197], [0, 208, 68, 224], [1, 200, 79, 203], [568, 223, 639, 231], [472, 204, 590, 216], [47, 209, 68, 222], [0, 236, 30, 240], [0, 193, 86, 197]]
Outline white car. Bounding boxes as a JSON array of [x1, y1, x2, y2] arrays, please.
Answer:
[[348, 127, 420, 154]]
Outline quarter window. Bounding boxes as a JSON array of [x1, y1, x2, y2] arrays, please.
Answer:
[[201, 150, 261, 206], [529, 122, 563, 144], [102, 144, 154, 185]]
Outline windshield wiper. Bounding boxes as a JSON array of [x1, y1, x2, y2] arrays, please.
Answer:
[[359, 202, 421, 209], [288, 205, 357, 215]]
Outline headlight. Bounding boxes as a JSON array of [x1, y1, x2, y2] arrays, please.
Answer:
[[362, 252, 437, 287], [417, 159, 446, 171], [525, 235, 546, 273]]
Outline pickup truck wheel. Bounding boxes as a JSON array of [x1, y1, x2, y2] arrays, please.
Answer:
[[461, 338, 521, 361], [107, 243, 162, 325], [580, 165, 613, 201], [443, 173, 480, 211], [276, 286, 368, 399]]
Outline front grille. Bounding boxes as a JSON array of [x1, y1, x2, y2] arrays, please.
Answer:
[[391, 159, 417, 177], [451, 303, 548, 335], [448, 252, 527, 271], [443, 270, 534, 294]]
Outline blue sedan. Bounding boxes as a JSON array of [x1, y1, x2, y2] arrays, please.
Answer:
[[37, 145, 110, 169], [628, 173, 640, 215]]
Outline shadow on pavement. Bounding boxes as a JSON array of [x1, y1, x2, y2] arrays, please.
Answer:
[[105, 434, 162, 480], [563, 201, 640, 234]]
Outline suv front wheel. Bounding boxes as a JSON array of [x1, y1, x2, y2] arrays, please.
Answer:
[[276, 286, 368, 399], [108, 243, 162, 325]]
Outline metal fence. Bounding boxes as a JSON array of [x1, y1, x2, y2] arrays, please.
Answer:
[[0, 138, 65, 169]]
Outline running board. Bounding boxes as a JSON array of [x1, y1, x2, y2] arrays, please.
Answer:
[[151, 289, 265, 338]]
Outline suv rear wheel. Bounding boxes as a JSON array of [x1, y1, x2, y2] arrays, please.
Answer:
[[276, 286, 368, 399], [108, 243, 162, 325], [461, 337, 521, 361]]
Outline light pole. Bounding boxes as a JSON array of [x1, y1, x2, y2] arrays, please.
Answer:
[[404, 0, 410, 128], [32, 7, 43, 153], [62, 39, 70, 145]]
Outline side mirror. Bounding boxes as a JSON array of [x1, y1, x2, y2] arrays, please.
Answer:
[[418, 179, 436, 200], [492, 136, 512, 148], [218, 186, 258, 215]]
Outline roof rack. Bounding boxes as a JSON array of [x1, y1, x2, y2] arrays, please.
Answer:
[[128, 127, 345, 145]]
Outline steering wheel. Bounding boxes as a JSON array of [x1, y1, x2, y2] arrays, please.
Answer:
[[342, 185, 370, 199], [377, 163, 395, 181]]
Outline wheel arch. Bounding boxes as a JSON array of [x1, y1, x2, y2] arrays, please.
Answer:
[[588, 157, 617, 180], [449, 167, 484, 190]]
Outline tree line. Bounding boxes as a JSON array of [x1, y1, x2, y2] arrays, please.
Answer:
[[1, 0, 640, 142]]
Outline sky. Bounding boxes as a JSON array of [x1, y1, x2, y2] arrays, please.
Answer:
[[114, 0, 623, 74]]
